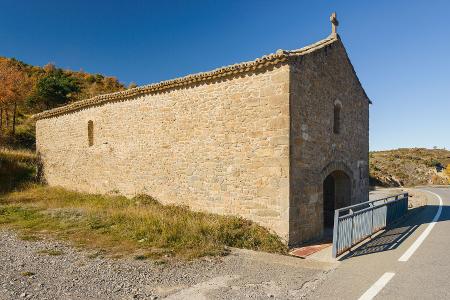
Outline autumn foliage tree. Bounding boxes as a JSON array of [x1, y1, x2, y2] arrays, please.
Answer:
[[0, 56, 125, 149], [0, 59, 33, 139]]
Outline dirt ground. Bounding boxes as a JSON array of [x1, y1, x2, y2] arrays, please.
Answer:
[[0, 230, 336, 300], [369, 187, 429, 209]]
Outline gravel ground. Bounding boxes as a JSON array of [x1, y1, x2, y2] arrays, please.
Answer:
[[0, 230, 334, 300]]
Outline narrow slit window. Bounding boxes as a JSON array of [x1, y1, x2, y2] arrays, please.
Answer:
[[88, 120, 94, 146], [333, 103, 341, 134]]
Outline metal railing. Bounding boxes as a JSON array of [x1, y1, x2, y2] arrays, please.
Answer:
[[332, 193, 408, 258]]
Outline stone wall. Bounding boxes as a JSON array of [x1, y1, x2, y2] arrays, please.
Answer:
[[36, 35, 370, 246], [36, 64, 292, 240], [289, 39, 370, 244]]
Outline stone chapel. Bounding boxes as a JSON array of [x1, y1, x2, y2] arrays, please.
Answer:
[[34, 13, 370, 245]]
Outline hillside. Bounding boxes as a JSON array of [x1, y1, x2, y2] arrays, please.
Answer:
[[0, 56, 127, 149], [370, 148, 450, 187]]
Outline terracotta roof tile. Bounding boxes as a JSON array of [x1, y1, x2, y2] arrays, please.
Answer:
[[33, 34, 338, 120]]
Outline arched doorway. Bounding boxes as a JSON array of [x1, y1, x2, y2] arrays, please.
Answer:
[[323, 170, 351, 231]]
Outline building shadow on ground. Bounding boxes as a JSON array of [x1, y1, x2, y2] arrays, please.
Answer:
[[339, 204, 450, 260]]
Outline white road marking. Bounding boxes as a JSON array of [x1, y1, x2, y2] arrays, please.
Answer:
[[398, 190, 443, 262], [358, 272, 395, 300]]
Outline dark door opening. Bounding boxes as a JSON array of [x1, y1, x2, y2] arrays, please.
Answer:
[[323, 170, 351, 231], [323, 175, 335, 228]]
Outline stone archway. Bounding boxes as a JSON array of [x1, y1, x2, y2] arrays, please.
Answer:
[[323, 170, 351, 230]]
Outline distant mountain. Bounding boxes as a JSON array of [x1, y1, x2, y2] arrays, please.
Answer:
[[370, 148, 450, 187]]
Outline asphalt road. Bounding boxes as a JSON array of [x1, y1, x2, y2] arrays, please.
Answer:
[[310, 186, 450, 300]]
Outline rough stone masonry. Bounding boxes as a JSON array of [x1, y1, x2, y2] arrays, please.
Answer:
[[34, 14, 370, 246]]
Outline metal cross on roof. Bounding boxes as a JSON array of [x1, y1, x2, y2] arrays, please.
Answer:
[[330, 12, 339, 34]]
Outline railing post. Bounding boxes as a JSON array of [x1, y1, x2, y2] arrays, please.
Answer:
[[370, 203, 374, 238], [332, 209, 339, 258], [349, 208, 354, 252]]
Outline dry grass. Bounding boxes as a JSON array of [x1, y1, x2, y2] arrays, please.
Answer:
[[0, 185, 287, 260], [446, 164, 450, 184], [370, 148, 450, 187], [0, 147, 37, 193], [0, 147, 36, 163]]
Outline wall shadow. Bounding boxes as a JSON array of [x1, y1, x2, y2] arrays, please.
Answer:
[[339, 204, 450, 260]]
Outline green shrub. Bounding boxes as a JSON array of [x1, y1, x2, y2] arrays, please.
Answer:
[[86, 75, 96, 83], [425, 158, 440, 167], [28, 69, 81, 110]]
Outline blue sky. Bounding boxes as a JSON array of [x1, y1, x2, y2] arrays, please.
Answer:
[[1, 0, 449, 151]]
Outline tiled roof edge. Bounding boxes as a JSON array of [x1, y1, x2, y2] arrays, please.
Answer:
[[33, 34, 338, 120]]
